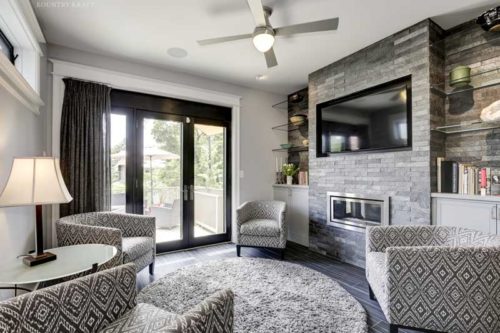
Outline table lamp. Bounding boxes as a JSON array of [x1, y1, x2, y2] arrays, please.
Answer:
[[0, 157, 73, 266]]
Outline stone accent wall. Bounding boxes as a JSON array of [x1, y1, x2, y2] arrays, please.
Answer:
[[441, 21, 500, 172], [308, 20, 434, 267]]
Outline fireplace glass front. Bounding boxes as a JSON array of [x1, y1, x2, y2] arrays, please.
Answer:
[[327, 192, 389, 232]]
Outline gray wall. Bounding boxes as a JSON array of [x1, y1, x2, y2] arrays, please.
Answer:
[[0, 45, 48, 298], [308, 20, 434, 267]]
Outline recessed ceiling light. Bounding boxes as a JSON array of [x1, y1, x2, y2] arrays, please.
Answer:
[[167, 47, 188, 58], [256, 74, 267, 80]]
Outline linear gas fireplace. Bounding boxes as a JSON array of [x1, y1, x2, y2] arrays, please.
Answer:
[[327, 192, 389, 232]]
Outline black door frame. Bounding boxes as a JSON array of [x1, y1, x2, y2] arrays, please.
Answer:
[[110, 90, 232, 253]]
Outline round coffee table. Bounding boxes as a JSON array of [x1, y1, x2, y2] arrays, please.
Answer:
[[0, 244, 117, 295]]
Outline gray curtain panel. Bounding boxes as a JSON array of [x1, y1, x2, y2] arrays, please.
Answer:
[[60, 78, 111, 216]]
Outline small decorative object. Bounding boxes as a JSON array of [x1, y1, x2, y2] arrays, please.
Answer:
[[449, 65, 471, 87], [476, 6, 500, 32], [282, 163, 299, 185], [276, 172, 284, 184], [480, 100, 500, 123], [280, 143, 294, 149], [0, 157, 73, 266], [302, 139, 309, 147], [289, 92, 304, 104], [290, 115, 306, 126], [275, 157, 285, 184], [298, 171, 309, 185]]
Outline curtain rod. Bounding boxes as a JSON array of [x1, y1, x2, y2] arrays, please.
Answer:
[[63, 76, 111, 87]]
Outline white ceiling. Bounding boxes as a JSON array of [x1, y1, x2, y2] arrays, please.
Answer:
[[32, 0, 497, 94]]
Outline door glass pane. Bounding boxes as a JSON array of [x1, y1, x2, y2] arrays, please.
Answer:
[[143, 118, 182, 244], [111, 113, 127, 213], [194, 124, 226, 237]]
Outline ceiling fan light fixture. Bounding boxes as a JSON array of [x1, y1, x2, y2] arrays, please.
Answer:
[[252, 27, 275, 53]]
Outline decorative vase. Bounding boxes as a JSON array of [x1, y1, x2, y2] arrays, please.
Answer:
[[449, 65, 471, 88], [286, 176, 293, 185]]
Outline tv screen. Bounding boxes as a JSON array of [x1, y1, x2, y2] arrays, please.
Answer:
[[316, 76, 411, 156]]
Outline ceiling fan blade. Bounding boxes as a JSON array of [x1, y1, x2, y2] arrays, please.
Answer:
[[246, 0, 267, 26], [275, 18, 339, 36], [264, 48, 278, 68], [198, 33, 253, 46]]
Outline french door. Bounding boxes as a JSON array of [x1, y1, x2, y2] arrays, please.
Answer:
[[110, 92, 231, 253]]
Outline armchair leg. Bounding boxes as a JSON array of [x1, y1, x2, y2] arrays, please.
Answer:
[[236, 245, 241, 257], [368, 285, 376, 300], [389, 324, 398, 333], [149, 263, 154, 275]]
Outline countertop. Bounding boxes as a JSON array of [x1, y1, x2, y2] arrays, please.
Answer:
[[431, 192, 500, 203], [273, 184, 309, 189]]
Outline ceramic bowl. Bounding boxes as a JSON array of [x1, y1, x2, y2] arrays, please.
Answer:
[[290, 115, 306, 126], [280, 143, 293, 149]]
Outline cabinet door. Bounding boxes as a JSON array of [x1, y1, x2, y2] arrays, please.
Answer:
[[273, 187, 289, 204], [435, 199, 497, 234], [289, 189, 309, 247]]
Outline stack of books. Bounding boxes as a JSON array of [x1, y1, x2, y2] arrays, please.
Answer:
[[437, 157, 492, 195]]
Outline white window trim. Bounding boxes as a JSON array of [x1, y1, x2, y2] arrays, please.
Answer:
[[49, 59, 241, 246], [0, 0, 45, 114]]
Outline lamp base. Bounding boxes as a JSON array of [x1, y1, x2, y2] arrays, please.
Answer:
[[23, 252, 57, 267]]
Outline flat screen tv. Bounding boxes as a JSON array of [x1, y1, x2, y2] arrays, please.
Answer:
[[316, 76, 411, 156]]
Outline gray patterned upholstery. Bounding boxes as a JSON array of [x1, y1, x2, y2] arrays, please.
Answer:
[[0, 263, 137, 333], [236, 201, 287, 250], [102, 289, 234, 333], [57, 212, 156, 273], [240, 219, 280, 236], [0, 264, 234, 333], [366, 225, 500, 333]]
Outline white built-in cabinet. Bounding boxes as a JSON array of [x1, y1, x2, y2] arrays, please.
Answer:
[[432, 193, 500, 235], [273, 185, 309, 246]]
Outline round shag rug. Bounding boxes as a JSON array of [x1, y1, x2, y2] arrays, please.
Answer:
[[138, 258, 367, 333]]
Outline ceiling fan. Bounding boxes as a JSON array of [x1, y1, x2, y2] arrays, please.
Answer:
[[197, 0, 339, 68]]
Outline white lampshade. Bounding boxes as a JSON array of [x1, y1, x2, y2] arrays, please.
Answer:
[[0, 157, 73, 207]]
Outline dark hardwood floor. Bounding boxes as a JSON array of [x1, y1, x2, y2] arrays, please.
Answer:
[[137, 242, 419, 333]]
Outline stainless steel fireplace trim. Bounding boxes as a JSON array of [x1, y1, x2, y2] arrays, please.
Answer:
[[326, 192, 390, 233]]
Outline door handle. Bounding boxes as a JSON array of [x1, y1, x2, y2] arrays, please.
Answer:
[[189, 185, 194, 201], [183, 185, 188, 201], [491, 206, 497, 220]]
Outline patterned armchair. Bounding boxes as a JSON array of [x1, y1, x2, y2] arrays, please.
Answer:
[[56, 212, 156, 274], [0, 263, 235, 333], [236, 200, 287, 259], [366, 225, 500, 333]]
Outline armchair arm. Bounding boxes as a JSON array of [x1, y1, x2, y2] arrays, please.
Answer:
[[0, 264, 137, 333], [56, 220, 123, 266], [178, 289, 234, 332], [386, 246, 500, 331], [366, 225, 453, 253], [95, 212, 156, 239], [236, 202, 252, 227]]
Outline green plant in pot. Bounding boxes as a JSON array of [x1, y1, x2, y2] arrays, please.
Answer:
[[282, 163, 299, 185]]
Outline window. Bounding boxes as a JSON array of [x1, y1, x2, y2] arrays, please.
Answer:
[[0, 29, 16, 64]]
